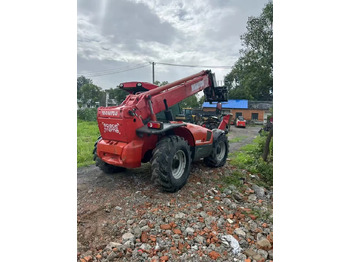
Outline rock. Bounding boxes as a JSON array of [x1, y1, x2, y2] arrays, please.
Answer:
[[248, 195, 257, 201], [217, 217, 226, 228], [122, 232, 135, 243], [194, 235, 205, 244], [106, 251, 117, 261], [199, 211, 208, 218], [228, 185, 237, 191], [268, 250, 273, 260], [234, 228, 246, 238], [248, 220, 258, 232], [227, 218, 234, 224], [223, 198, 232, 206], [185, 227, 195, 235], [205, 216, 216, 227], [257, 238, 272, 250], [252, 254, 262, 261], [196, 203, 203, 209], [230, 202, 237, 210], [140, 225, 150, 232], [223, 188, 232, 194], [123, 240, 134, 249], [232, 192, 243, 202], [252, 184, 265, 198], [127, 219, 134, 225], [175, 212, 186, 219], [258, 249, 269, 259], [140, 243, 152, 252], [239, 238, 249, 248], [150, 256, 159, 262], [105, 242, 123, 251], [244, 249, 257, 258], [115, 206, 122, 211], [133, 227, 142, 238], [138, 219, 147, 227]]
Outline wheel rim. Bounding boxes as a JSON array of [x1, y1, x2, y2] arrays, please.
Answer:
[[216, 141, 226, 161], [172, 150, 186, 179]]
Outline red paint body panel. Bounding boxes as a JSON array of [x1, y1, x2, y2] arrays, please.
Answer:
[[236, 120, 246, 127], [96, 70, 224, 169]]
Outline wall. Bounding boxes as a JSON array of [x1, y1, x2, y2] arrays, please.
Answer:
[[203, 107, 266, 121], [230, 109, 265, 121]]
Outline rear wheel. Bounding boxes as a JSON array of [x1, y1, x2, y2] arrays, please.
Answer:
[[151, 136, 191, 192], [93, 137, 126, 174], [204, 134, 229, 167]]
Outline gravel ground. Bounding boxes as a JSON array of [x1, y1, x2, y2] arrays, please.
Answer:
[[77, 125, 272, 262]]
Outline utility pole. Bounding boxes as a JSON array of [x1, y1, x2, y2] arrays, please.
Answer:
[[152, 62, 155, 84], [106, 91, 109, 107]]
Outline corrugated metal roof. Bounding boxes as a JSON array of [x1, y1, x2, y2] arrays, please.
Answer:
[[202, 99, 248, 109]]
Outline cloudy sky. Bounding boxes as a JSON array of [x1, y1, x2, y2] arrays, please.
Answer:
[[78, 0, 270, 89]]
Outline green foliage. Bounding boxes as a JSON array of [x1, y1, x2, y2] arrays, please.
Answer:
[[180, 95, 200, 109], [222, 171, 244, 190], [80, 83, 103, 106], [230, 134, 273, 186], [77, 76, 93, 99], [77, 120, 100, 167], [198, 95, 205, 106], [77, 108, 98, 122], [106, 87, 128, 104], [225, 2, 273, 101], [154, 80, 169, 86]]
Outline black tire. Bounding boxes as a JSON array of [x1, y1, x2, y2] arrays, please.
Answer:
[[151, 136, 191, 192], [204, 134, 229, 167], [93, 137, 126, 174]]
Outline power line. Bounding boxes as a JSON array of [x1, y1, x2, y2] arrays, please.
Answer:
[[79, 62, 149, 75], [154, 62, 232, 69], [78, 63, 150, 77]]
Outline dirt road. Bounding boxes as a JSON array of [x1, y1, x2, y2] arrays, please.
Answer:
[[77, 125, 273, 262]]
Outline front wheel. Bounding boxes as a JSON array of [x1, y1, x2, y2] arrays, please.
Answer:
[[204, 134, 229, 167], [151, 136, 191, 192]]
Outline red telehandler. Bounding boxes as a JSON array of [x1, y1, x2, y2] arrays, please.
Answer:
[[93, 70, 232, 192]]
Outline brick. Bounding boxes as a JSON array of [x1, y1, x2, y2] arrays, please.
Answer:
[[209, 251, 221, 260], [160, 224, 171, 230]]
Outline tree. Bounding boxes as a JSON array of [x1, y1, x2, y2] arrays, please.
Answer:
[[180, 95, 200, 109], [80, 83, 103, 107], [225, 1, 273, 101], [77, 76, 93, 100], [154, 80, 169, 86], [106, 87, 128, 104]]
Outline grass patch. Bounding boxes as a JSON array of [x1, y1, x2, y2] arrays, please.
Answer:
[[77, 120, 100, 168], [229, 133, 273, 187], [221, 170, 245, 190], [229, 136, 248, 143]]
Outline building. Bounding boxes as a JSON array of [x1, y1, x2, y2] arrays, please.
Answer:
[[202, 99, 272, 124]]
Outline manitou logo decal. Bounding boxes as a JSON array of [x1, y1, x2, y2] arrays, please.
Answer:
[[191, 80, 205, 92], [101, 110, 118, 116], [102, 122, 121, 134]]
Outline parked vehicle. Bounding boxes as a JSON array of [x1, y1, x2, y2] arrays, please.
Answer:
[[93, 70, 231, 192], [234, 116, 246, 128]]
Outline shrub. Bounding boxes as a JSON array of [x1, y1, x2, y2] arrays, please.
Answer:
[[230, 135, 273, 186], [77, 108, 98, 122]]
